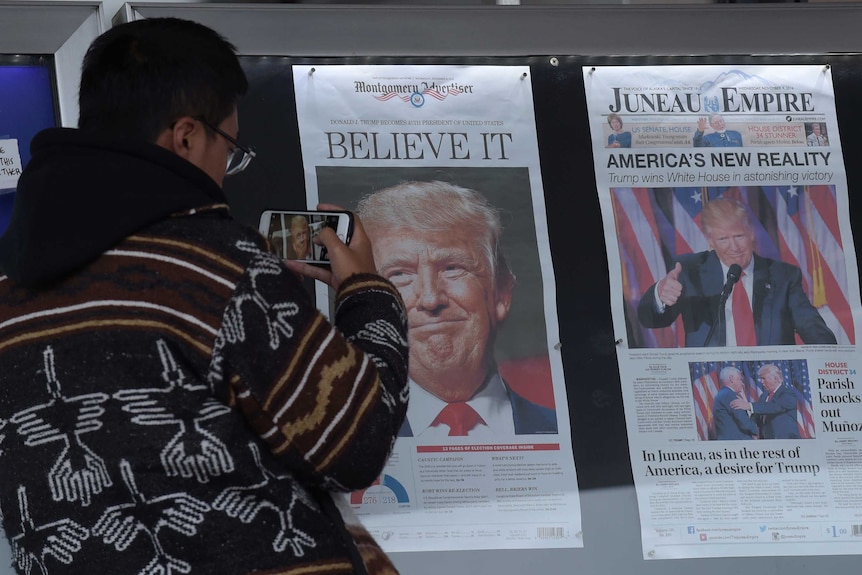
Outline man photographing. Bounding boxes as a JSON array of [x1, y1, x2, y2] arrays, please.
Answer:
[[0, 18, 408, 574], [637, 197, 836, 347]]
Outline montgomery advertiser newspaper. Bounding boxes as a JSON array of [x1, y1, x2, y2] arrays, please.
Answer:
[[584, 65, 862, 559], [292, 65, 581, 552]]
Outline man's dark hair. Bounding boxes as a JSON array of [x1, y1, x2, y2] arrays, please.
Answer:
[[78, 17, 248, 142]]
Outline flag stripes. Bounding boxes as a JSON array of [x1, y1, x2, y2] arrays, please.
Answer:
[[612, 185, 854, 347]]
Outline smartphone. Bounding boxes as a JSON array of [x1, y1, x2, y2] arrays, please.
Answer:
[[258, 209, 354, 264]]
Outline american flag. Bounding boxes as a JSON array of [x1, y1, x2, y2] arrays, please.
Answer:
[[612, 185, 854, 348], [690, 360, 723, 440], [690, 359, 815, 440]]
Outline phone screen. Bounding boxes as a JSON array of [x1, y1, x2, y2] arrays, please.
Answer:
[[259, 210, 353, 264]]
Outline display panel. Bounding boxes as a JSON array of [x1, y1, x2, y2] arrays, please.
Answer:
[[0, 55, 60, 233]]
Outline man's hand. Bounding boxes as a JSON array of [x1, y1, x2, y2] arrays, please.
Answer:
[[657, 262, 683, 307], [697, 117, 708, 132], [730, 398, 751, 411], [284, 203, 376, 291]]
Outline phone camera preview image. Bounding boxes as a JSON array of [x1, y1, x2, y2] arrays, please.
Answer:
[[266, 212, 340, 264]]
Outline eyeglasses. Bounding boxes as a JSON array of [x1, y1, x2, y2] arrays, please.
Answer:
[[193, 116, 256, 175]]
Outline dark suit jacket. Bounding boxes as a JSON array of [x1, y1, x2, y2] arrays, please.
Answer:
[[637, 251, 836, 347], [712, 386, 759, 440], [510, 391, 558, 434], [693, 129, 744, 147], [607, 131, 632, 148], [398, 384, 558, 437], [751, 385, 800, 439]]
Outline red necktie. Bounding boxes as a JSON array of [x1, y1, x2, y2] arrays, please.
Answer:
[[432, 402, 485, 436], [732, 271, 757, 346]]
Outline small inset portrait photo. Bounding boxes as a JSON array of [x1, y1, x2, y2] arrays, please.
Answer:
[[605, 113, 632, 149], [804, 122, 829, 147]]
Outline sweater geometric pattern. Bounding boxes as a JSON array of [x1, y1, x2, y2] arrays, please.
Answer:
[[0, 207, 408, 575]]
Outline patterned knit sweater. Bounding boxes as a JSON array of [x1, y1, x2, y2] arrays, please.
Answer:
[[0, 129, 409, 574]]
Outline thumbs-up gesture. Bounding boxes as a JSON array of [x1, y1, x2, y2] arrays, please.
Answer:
[[657, 262, 683, 307]]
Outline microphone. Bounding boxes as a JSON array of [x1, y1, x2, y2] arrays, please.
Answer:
[[719, 264, 743, 304]]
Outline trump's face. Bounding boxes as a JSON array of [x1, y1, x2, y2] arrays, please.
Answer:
[[760, 369, 782, 393], [372, 227, 512, 400], [706, 218, 755, 269], [291, 222, 309, 254]]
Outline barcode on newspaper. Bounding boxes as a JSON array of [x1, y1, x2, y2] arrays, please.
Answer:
[[852, 525, 862, 536], [537, 527, 565, 539]]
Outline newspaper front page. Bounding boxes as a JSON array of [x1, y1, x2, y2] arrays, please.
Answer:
[[584, 64, 862, 559], [293, 64, 582, 552]]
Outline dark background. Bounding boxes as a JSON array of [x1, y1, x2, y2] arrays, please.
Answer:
[[0, 56, 59, 232]]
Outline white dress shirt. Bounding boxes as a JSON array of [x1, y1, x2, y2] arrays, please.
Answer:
[[405, 371, 516, 439]]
